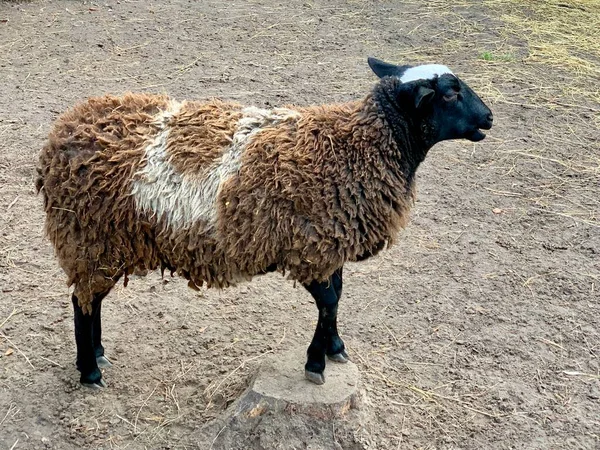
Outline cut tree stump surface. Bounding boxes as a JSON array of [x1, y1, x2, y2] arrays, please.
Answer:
[[231, 347, 361, 420]]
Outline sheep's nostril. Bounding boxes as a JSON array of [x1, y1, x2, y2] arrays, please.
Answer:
[[487, 113, 494, 123]]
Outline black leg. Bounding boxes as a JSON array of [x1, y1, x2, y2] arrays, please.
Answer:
[[72, 294, 105, 388], [332, 266, 343, 300], [92, 292, 112, 368], [327, 267, 348, 363], [303, 267, 347, 385]]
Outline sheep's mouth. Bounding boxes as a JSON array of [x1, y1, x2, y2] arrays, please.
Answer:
[[466, 129, 486, 142], [466, 116, 493, 142]]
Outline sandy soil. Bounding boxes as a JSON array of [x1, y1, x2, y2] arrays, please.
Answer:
[[1, 0, 599, 449]]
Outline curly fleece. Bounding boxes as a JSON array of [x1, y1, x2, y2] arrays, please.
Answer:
[[37, 82, 415, 314]]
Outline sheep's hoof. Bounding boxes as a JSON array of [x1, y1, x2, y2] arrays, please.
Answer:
[[305, 370, 325, 385], [96, 355, 112, 368], [327, 350, 349, 363], [80, 367, 105, 389], [82, 379, 107, 389]]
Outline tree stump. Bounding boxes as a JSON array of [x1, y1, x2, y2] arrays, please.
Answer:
[[230, 347, 361, 421]]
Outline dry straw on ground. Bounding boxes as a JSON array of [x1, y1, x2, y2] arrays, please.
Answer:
[[1, 1, 599, 448], [361, 0, 600, 436]]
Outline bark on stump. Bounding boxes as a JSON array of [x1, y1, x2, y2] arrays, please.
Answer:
[[230, 347, 360, 421]]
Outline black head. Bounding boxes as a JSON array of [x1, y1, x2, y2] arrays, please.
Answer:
[[368, 57, 493, 144]]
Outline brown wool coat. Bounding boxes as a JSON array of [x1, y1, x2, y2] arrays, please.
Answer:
[[37, 92, 414, 313]]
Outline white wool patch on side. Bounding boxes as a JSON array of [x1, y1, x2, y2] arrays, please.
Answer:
[[131, 99, 184, 224], [132, 104, 300, 231], [400, 64, 454, 83]]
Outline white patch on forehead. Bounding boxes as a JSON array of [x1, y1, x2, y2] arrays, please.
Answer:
[[400, 64, 454, 83], [132, 103, 300, 231]]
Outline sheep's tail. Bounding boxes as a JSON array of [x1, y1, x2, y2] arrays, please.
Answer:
[[35, 165, 49, 211], [35, 166, 44, 194]]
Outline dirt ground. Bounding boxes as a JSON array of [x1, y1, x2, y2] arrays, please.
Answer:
[[1, 0, 599, 449]]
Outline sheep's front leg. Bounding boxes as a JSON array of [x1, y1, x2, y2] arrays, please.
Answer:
[[303, 267, 348, 385], [328, 267, 349, 363], [72, 294, 106, 388]]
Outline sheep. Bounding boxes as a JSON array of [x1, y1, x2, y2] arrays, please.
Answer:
[[36, 57, 493, 388]]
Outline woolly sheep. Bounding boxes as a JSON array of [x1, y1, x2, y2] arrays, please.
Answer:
[[36, 57, 493, 388]]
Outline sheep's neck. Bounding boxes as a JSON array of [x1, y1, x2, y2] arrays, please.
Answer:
[[296, 95, 417, 261], [327, 96, 417, 259], [316, 95, 418, 199], [371, 80, 433, 183]]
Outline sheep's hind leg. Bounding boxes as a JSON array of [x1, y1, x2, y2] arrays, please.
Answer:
[[72, 294, 106, 388], [303, 270, 347, 385], [92, 292, 112, 369]]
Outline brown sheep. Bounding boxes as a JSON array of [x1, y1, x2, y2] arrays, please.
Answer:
[[37, 57, 493, 387]]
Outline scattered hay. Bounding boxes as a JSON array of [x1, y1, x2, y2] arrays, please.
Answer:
[[407, 0, 600, 229], [490, 0, 600, 76]]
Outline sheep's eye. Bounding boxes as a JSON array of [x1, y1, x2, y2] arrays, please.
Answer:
[[443, 93, 458, 102]]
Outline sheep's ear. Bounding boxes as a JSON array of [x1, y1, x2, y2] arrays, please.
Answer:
[[368, 57, 410, 79], [414, 86, 435, 109]]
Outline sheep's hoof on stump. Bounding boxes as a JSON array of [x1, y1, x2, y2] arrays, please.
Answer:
[[327, 350, 350, 363], [96, 355, 113, 368], [305, 370, 326, 385], [229, 347, 359, 421]]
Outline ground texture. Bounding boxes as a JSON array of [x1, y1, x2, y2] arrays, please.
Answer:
[[1, 0, 599, 449]]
